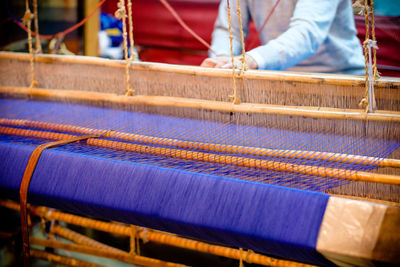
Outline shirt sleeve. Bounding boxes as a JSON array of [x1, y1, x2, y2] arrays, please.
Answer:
[[210, 0, 250, 57], [246, 0, 341, 70]]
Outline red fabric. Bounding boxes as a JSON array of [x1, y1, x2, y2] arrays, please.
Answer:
[[355, 15, 400, 77], [139, 47, 207, 65], [131, 1, 215, 50], [103, 1, 400, 76], [102, 0, 260, 65]]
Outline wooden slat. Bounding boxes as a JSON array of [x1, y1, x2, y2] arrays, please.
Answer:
[[1, 86, 399, 123], [84, 1, 100, 57]]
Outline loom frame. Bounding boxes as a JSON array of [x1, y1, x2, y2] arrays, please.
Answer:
[[0, 51, 400, 266]]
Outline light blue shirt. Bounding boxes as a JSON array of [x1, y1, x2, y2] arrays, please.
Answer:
[[210, 0, 365, 75]]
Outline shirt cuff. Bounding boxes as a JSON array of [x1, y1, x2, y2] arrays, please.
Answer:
[[247, 42, 282, 70]]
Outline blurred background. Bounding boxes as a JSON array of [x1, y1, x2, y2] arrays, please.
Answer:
[[0, 0, 399, 76]]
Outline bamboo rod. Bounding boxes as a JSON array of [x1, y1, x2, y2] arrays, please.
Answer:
[[87, 138, 400, 184], [1, 86, 400, 123], [1, 51, 399, 87], [0, 200, 314, 267], [1, 118, 399, 168], [30, 249, 104, 267], [30, 237, 186, 267], [0, 125, 399, 184], [51, 224, 125, 254], [0, 200, 130, 236]]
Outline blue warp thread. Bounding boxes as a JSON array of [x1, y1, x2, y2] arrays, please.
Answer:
[[1, 98, 399, 266], [0, 140, 331, 265], [1, 98, 399, 192]]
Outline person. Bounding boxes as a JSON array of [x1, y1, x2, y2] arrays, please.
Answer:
[[201, 0, 365, 75]]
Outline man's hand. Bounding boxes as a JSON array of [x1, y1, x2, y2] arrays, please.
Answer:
[[200, 54, 258, 70], [200, 56, 230, 68]]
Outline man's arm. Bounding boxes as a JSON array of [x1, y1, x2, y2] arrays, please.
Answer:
[[201, 0, 253, 68], [209, 0, 250, 57], [247, 0, 341, 70]]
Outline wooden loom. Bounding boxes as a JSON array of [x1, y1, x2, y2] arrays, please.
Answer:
[[1, 1, 400, 265], [0, 50, 400, 267]]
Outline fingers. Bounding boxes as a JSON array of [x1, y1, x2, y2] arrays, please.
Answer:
[[214, 58, 229, 68], [200, 57, 229, 68], [222, 58, 241, 69], [200, 58, 217, 68], [201, 55, 258, 70], [221, 62, 232, 69]]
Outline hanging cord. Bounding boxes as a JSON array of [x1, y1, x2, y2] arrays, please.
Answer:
[[9, 0, 106, 40], [369, 0, 379, 79], [127, 0, 136, 61], [159, 0, 216, 56], [236, 0, 247, 77], [247, 0, 280, 49], [22, 0, 38, 88], [226, 0, 248, 104], [366, 39, 378, 112], [11, 0, 216, 59], [115, 0, 134, 96], [32, 0, 41, 53], [226, 0, 240, 104], [126, 0, 135, 96], [358, 0, 378, 113]]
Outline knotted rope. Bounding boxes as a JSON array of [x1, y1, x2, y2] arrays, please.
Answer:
[[356, 0, 379, 113], [226, 0, 239, 104], [23, 0, 38, 88], [127, 0, 136, 61], [32, 0, 41, 54], [226, 0, 248, 104], [116, 0, 135, 96], [236, 0, 247, 77]]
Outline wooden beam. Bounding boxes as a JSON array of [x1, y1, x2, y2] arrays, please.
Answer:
[[84, 0, 100, 56], [1, 86, 399, 123]]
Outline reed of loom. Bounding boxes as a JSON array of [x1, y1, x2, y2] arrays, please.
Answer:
[[0, 54, 399, 137], [1, 52, 399, 110]]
